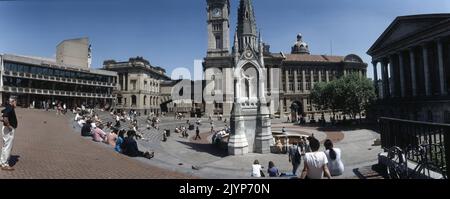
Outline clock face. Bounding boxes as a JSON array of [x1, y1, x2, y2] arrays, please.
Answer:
[[213, 8, 222, 17]]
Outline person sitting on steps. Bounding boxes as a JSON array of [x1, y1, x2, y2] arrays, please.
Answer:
[[121, 130, 154, 159]]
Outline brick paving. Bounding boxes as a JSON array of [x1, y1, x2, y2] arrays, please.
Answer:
[[0, 108, 196, 179]]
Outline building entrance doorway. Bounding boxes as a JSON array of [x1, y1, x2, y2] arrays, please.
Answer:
[[290, 101, 304, 122]]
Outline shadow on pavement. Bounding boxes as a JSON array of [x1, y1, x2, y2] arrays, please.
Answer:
[[176, 140, 228, 158], [9, 155, 20, 167], [315, 123, 379, 133]]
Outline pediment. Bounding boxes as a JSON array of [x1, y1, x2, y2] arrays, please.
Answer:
[[368, 14, 450, 53]]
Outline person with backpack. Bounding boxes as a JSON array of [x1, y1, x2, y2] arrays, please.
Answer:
[[288, 141, 302, 175]]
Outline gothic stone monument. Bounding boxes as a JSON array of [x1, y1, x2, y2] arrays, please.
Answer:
[[204, 0, 273, 155], [227, 0, 273, 155]]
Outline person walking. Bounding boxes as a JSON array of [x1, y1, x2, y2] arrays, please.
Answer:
[[288, 142, 302, 175], [1, 96, 18, 171], [194, 126, 201, 140]]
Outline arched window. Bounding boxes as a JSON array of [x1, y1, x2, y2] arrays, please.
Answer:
[[143, 96, 147, 106], [245, 79, 250, 99]]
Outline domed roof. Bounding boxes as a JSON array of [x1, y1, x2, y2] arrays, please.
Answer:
[[292, 33, 310, 54], [344, 54, 363, 63]]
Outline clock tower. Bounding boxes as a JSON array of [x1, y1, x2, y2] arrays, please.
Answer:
[[206, 0, 230, 57]]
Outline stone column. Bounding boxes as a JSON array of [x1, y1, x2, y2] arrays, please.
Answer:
[[372, 61, 379, 97], [279, 98, 284, 116], [318, 69, 322, 83], [389, 56, 396, 97], [285, 69, 289, 93], [409, 48, 417, 97], [310, 69, 314, 89], [303, 98, 308, 115], [381, 61, 389, 99], [122, 74, 126, 91], [302, 69, 306, 92], [422, 44, 431, 96], [398, 52, 406, 98], [294, 69, 299, 92], [437, 39, 447, 95], [326, 70, 330, 82]]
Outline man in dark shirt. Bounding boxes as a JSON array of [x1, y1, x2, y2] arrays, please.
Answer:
[[1, 96, 18, 171], [121, 130, 154, 159], [81, 122, 92, 137], [194, 126, 201, 140], [288, 142, 301, 175]]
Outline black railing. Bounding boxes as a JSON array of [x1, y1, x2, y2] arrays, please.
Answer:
[[379, 117, 450, 178]]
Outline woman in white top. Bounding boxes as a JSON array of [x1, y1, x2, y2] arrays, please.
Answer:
[[251, 160, 264, 177], [324, 139, 344, 177], [300, 137, 331, 179]]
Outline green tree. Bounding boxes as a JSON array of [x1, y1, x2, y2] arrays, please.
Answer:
[[310, 82, 328, 111], [337, 73, 376, 119], [311, 73, 376, 121]]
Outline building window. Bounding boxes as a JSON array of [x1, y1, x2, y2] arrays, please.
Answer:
[[244, 79, 250, 98], [444, 111, 450, 124], [118, 97, 122, 104], [131, 95, 137, 106], [289, 83, 294, 91], [428, 110, 433, 122], [306, 83, 311, 90], [298, 83, 303, 91], [144, 96, 147, 106], [213, 24, 222, 31], [215, 35, 222, 49], [131, 80, 137, 90]]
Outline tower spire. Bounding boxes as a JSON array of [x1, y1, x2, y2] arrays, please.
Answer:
[[236, 0, 258, 52]]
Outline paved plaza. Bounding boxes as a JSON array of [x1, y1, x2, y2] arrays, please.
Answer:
[[0, 108, 384, 179], [0, 109, 194, 179]]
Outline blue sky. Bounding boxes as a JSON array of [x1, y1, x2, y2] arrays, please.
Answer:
[[1, 0, 449, 79]]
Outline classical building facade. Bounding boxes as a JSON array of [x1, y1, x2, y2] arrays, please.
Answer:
[[368, 14, 450, 124], [203, 0, 367, 119], [0, 52, 116, 109], [272, 36, 367, 119], [103, 57, 170, 116]]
